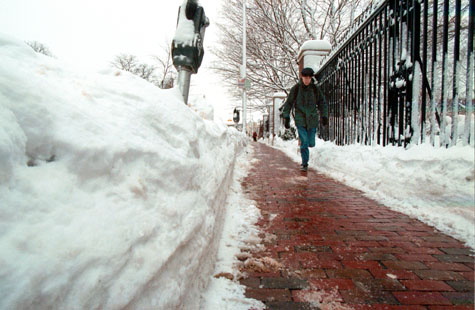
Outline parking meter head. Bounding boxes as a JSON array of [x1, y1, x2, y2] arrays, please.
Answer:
[[172, 0, 209, 74], [233, 108, 240, 124]]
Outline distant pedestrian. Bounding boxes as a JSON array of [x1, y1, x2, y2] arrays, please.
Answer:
[[252, 131, 257, 142], [281, 67, 328, 172]]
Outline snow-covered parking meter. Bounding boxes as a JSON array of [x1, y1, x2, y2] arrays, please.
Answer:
[[171, 0, 209, 104]]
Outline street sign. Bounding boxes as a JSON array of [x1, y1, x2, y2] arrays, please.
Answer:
[[238, 78, 250, 90], [244, 79, 251, 90]]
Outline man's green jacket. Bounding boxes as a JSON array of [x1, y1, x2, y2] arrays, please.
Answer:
[[281, 79, 328, 129]]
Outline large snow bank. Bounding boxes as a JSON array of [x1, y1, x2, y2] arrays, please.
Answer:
[[0, 33, 246, 309], [273, 138, 475, 249]]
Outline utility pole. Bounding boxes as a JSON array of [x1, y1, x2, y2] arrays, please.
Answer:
[[242, 0, 247, 135]]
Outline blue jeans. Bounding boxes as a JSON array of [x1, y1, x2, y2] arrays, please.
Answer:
[[297, 126, 316, 167]]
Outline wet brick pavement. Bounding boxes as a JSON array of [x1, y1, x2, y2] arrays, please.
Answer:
[[239, 142, 474, 310]]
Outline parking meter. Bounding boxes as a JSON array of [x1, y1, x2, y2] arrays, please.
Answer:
[[233, 108, 240, 124], [172, 0, 209, 104]]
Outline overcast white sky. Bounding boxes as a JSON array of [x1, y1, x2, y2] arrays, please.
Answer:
[[0, 0, 241, 122]]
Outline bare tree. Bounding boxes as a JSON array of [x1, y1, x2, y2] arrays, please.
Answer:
[[213, 0, 303, 106], [151, 41, 176, 89], [298, 0, 367, 46], [26, 41, 54, 57], [111, 54, 139, 72], [213, 0, 370, 108], [111, 48, 176, 89], [135, 63, 156, 81], [111, 54, 157, 82]]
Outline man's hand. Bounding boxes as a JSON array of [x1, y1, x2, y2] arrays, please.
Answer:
[[284, 117, 290, 129], [322, 117, 328, 126]]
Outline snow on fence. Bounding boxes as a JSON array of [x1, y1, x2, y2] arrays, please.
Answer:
[[315, 0, 474, 148]]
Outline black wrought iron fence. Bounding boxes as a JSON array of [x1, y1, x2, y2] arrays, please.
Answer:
[[315, 0, 474, 147]]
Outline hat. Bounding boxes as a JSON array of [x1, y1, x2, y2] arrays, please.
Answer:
[[301, 67, 314, 77]]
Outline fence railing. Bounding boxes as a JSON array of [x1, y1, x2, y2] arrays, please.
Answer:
[[315, 0, 474, 147]]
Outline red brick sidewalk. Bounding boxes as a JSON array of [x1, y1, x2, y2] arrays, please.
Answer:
[[239, 142, 474, 310]]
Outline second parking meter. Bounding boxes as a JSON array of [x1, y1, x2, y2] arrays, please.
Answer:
[[233, 108, 240, 124], [172, 0, 209, 104]]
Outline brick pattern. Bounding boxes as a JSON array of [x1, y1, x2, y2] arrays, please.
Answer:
[[239, 143, 475, 309]]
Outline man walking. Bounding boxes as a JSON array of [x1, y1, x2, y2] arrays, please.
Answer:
[[281, 67, 328, 171]]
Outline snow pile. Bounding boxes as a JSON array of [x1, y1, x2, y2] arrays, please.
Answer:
[[294, 288, 353, 310], [273, 137, 475, 249], [299, 40, 332, 54], [189, 94, 214, 121], [200, 146, 264, 310], [0, 33, 246, 309]]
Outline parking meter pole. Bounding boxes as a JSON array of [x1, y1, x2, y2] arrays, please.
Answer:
[[177, 66, 192, 105]]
